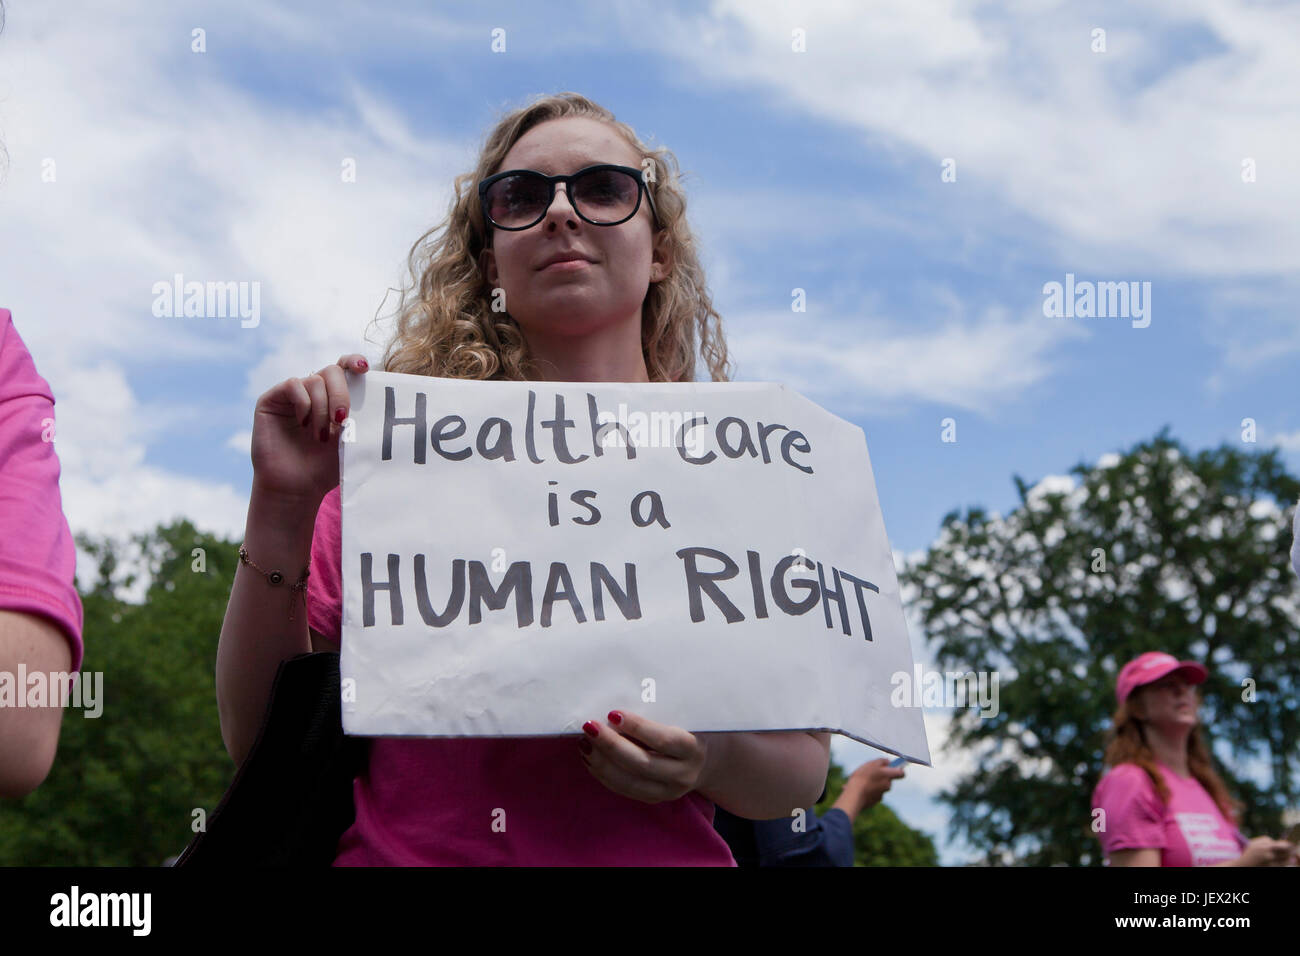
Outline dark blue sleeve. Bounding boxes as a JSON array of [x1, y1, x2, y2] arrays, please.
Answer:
[[750, 807, 856, 867]]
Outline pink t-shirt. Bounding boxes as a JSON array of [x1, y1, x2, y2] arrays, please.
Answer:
[[1092, 762, 1246, 866], [307, 486, 736, 866], [0, 310, 83, 672]]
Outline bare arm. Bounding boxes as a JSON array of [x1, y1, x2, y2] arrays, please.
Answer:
[[214, 490, 319, 767], [217, 356, 364, 767], [1107, 848, 1161, 866], [697, 730, 831, 819], [832, 758, 905, 819], [0, 610, 72, 797], [1213, 836, 1294, 866], [1109, 839, 1288, 867]]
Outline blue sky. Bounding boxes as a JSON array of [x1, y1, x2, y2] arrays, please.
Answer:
[[3, 0, 1299, 863]]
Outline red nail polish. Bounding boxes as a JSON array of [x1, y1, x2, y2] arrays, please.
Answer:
[[335, 408, 346, 423], [357, 358, 368, 369], [579, 738, 593, 755], [582, 720, 599, 737], [608, 711, 623, 725]]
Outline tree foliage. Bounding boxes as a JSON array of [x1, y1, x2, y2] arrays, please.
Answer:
[[0, 521, 235, 865], [900, 428, 1300, 865]]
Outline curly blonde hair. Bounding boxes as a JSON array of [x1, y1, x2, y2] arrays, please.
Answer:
[[374, 92, 732, 384]]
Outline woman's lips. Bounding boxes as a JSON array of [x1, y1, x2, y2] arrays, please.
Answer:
[[541, 258, 592, 272]]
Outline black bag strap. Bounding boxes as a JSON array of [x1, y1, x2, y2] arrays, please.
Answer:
[[176, 652, 366, 867]]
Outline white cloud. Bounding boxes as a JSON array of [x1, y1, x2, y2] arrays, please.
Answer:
[[0, 2, 478, 569], [629, 0, 1300, 276], [1200, 280, 1300, 374], [32, 358, 249, 597], [1026, 473, 1077, 504], [1, 2, 475, 379], [225, 430, 252, 457], [728, 304, 1087, 417]]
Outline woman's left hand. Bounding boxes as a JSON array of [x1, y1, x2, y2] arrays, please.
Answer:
[[579, 710, 713, 804]]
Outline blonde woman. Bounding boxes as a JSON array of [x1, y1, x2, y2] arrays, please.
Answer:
[[216, 93, 830, 865]]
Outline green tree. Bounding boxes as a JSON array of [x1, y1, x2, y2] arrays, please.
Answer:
[[0, 521, 236, 865], [900, 428, 1300, 865]]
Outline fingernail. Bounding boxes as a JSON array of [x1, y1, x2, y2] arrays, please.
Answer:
[[357, 358, 368, 369], [320, 425, 329, 442], [582, 720, 600, 738], [335, 408, 346, 423], [579, 738, 593, 755], [607, 711, 623, 725]]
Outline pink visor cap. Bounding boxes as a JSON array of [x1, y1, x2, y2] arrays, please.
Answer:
[[1117, 651, 1208, 704]]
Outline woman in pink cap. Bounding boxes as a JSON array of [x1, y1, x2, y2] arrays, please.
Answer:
[[1092, 651, 1295, 866]]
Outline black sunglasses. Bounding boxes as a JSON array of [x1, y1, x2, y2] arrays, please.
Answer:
[[478, 164, 660, 242]]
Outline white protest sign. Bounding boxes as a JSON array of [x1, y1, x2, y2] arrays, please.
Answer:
[[338, 370, 930, 764]]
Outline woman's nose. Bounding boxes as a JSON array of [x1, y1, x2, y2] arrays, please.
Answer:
[[544, 183, 579, 223]]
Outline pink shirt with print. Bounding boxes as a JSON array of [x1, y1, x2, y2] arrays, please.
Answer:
[[1092, 761, 1245, 866], [0, 310, 84, 672], [306, 486, 736, 866]]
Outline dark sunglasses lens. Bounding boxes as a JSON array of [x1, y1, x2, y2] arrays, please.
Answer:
[[571, 169, 640, 223], [486, 169, 641, 227], [485, 174, 550, 228]]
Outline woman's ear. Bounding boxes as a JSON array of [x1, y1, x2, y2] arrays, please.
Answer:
[[650, 230, 673, 283], [479, 248, 497, 286]]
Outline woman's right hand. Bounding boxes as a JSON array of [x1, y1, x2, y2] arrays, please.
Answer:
[[1237, 836, 1294, 866], [250, 354, 370, 504]]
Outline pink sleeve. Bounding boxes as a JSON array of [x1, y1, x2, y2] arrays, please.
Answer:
[[0, 310, 84, 672], [306, 486, 343, 646], [1093, 764, 1167, 856]]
